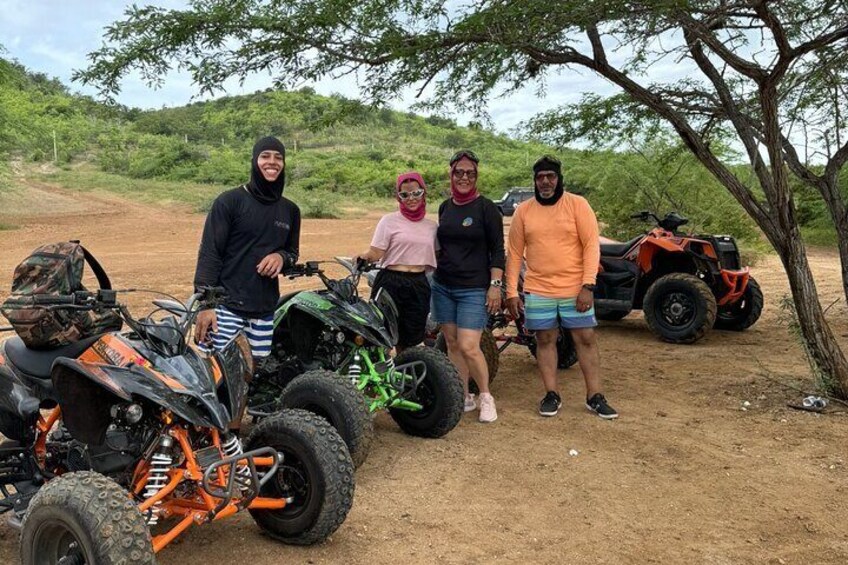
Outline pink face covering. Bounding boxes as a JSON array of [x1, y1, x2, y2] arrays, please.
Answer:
[[450, 161, 479, 205], [396, 171, 427, 221]]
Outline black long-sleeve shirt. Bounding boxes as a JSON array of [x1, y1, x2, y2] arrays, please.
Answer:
[[434, 196, 505, 288], [194, 186, 300, 317]]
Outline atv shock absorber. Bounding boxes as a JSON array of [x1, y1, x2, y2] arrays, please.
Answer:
[[221, 432, 251, 486], [348, 352, 362, 385], [143, 435, 174, 526]]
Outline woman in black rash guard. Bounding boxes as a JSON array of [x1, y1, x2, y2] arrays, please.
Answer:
[[432, 150, 505, 423], [193, 136, 301, 360]]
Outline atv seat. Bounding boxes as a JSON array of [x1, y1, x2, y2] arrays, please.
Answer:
[[276, 291, 302, 309], [600, 235, 643, 257], [4, 334, 104, 379]]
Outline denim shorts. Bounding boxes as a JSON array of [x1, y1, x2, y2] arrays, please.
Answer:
[[430, 279, 488, 330], [524, 293, 597, 330]]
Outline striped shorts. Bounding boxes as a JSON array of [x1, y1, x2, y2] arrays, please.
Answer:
[[524, 293, 597, 331], [197, 306, 274, 358]]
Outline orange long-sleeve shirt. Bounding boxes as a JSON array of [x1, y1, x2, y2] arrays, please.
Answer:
[[505, 193, 600, 299]]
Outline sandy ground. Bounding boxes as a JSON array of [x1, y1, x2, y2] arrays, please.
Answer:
[[1, 182, 847, 564]]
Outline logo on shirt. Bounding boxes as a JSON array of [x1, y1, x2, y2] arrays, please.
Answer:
[[274, 220, 290, 230], [462, 217, 474, 227]]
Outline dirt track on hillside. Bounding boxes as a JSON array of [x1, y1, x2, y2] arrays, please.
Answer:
[[1, 187, 847, 564]]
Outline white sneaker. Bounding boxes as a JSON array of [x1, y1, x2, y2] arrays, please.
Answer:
[[464, 394, 477, 412], [478, 393, 497, 423]]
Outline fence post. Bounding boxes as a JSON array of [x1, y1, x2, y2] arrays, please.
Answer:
[[53, 130, 58, 163]]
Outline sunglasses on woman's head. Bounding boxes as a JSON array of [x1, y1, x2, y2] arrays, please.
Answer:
[[449, 150, 480, 166], [398, 189, 425, 200]]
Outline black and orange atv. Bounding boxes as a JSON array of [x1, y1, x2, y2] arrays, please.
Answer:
[[595, 211, 763, 343], [0, 287, 355, 564]]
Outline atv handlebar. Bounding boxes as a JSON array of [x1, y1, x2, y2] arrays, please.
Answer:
[[284, 261, 323, 278], [630, 210, 689, 233]]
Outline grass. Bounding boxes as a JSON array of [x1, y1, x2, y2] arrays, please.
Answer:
[[35, 163, 396, 219]]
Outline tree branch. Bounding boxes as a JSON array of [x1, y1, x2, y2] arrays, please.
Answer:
[[677, 12, 768, 82]]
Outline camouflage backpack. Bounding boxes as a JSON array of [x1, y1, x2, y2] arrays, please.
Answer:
[[0, 241, 123, 350]]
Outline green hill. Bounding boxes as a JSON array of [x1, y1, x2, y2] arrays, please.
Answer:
[[3, 55, 836, 246]]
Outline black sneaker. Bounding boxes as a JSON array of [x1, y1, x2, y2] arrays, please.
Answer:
[[586, 393, 618, 419], [539, 391, 562, 417]]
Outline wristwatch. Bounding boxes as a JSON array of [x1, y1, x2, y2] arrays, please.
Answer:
[[582, 284, 597, 292], [490, 279, 503, 288]]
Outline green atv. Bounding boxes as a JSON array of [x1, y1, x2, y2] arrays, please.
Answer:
[[250, 258, 464, 468]]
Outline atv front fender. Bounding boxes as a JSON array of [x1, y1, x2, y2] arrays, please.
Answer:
[[51, 359, 223, 446], [637, 238, 687, 274]]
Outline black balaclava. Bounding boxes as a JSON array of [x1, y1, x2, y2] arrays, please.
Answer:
[[533, 155, 564, 206], [247, 136, 286, 204]]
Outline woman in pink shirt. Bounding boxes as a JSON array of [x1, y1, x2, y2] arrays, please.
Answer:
[[357, 172, 437, 352]]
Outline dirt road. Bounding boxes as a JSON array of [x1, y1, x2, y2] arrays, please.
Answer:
[[1, 187, 846, 564]]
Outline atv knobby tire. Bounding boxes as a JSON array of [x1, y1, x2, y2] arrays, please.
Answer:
[[279, 370, 374, 469], [389, 346, 463, 438], [643, 273, 717, 344], [20, 471, 154, 565], [246, 409, 354, 545], [714, 276, 763, 332], [528, 328, 579, 369], [434, 328, 499, 392]]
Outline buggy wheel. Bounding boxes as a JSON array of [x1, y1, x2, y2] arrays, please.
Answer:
[[389, 346, 463, 438], [279, 369, 374, 469], [643, 273, 717, 344], [246, 409, 355, 545], [434, 328, 499, 393], [20, 471, 154, 565], [714, 276, 763, 331]]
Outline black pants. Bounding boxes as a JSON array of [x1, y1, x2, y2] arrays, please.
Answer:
[[371, 270, 431, 347]]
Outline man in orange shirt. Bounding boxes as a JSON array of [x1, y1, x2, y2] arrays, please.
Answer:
[[505, 156, 618, 419]]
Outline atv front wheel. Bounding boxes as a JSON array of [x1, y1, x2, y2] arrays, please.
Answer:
[[434, 328, 499, 392], [643, 273, 717, 344], [246, 409, 355, 545], [528, 328, 579, 369], [20, 471, 154, 565], [389, 346, 463, 438], [279, 369, 374, 469], [714, 276, 763, 331]]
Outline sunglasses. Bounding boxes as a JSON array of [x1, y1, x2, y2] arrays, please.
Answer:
[[398, 189, 425, 200], [450, 150, 480, 166], [535, 172, 558, 182], [452, 169, 478, 179]]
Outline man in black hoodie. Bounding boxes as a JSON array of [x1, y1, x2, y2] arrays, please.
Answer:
[[194, 136, 300, 358]]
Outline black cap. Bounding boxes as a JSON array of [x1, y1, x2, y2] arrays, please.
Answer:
[[533, 155, 562, 176]]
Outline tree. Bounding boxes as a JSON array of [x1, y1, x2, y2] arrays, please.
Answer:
[[75, 0, 848, 394]]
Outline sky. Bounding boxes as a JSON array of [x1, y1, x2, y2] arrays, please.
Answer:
[[0, 0, 679, 134]]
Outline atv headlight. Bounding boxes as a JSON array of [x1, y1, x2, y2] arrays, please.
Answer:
[[125, 403, 144, 424], [335, 331, 346, 344]]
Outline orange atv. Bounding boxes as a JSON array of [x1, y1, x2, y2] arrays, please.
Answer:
[[595, 211, 762, 343], [0, 287, 354, 563]]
